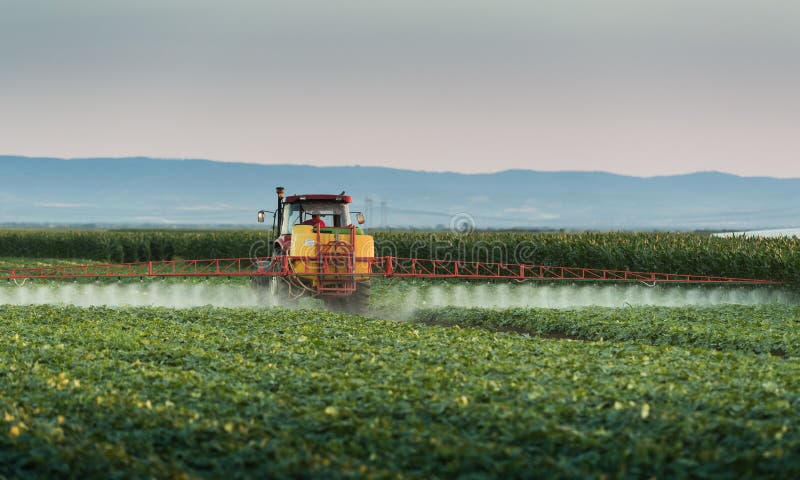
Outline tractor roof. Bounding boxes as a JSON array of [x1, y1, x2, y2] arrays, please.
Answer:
[[284, 194, 353, 204]]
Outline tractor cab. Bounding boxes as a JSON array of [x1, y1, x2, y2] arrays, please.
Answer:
[[280, 195, 355, 234], [258, 188, 366, 254]]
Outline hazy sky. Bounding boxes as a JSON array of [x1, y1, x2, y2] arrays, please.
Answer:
[[1, 0, 798, 177]]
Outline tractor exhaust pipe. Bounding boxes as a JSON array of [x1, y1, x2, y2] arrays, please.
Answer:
[[275, 186, 285, 234]]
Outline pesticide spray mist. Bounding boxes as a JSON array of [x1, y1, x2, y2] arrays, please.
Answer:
[[0, 282, 285, 308], [0, 280, 795, 311], [379, 282, 797, 318]]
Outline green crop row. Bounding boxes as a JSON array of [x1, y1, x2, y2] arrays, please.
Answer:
[[412, 305, 800, 357], [0, 230, 268, 263], [0, 229, 798, 285], [2, 305, 800, 478]]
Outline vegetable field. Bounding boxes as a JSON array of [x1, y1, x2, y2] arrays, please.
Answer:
[[1, 233, 798, 478], [2, 305, 799, 478], [412, 305, 800, 357]]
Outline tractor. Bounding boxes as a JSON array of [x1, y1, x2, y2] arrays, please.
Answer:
[[253, 187, 373, 313]]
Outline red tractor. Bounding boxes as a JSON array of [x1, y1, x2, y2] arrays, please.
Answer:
[[253, 187, 373, 313]]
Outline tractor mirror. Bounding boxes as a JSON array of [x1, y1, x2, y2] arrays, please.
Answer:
[[356, 213, 365, 225], [257, 211, 265, 223]]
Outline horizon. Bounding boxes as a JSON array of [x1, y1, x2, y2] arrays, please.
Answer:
[[4, 154, 799, 181], [2, 155, 799, 231]]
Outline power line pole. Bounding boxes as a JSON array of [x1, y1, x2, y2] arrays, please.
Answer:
[[364, 197, 373, 225]]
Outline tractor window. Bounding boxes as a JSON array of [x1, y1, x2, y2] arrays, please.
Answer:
[[282, 202, 352, 234], [283, 205, 302, 232]]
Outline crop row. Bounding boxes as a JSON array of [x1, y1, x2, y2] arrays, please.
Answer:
[[411, 305, 800, 357], [0, 230, 265, 263], [0, 229, 798, 285], [1, 305, 799, 477]]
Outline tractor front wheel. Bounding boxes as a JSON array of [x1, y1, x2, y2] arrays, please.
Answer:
[[251, 253, 298, 306]]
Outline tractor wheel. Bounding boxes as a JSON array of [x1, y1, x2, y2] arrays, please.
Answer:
[[251, 251, 298, 306], [250, 254, 277, 291], [271, 277, 299, 307], [255, 276, 299, 307]]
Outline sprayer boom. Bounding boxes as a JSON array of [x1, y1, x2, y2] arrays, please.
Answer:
[[0, 256, 782, 286]]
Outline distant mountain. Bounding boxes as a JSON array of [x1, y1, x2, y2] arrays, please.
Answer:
[[1, 156, 798, 230]]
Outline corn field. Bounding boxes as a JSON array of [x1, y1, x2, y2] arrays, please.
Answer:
[[0, 229, 797, 285]]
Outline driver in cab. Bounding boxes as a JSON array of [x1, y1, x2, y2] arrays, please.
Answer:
[[301, 211, 327, 228]]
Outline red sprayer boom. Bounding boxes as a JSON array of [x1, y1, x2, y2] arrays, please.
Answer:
[[0, 256, 781, 286]]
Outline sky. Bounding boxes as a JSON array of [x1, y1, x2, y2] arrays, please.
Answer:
[[1, 0, 799, 177]]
